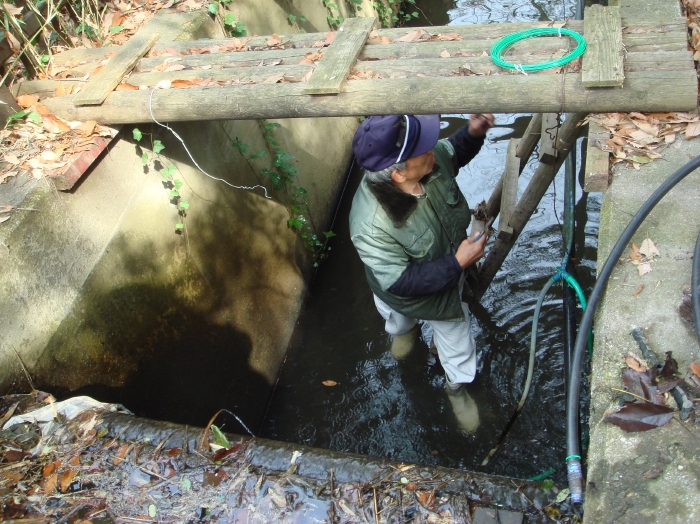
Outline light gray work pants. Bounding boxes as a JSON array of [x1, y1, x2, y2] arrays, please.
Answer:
[[373, 295, 477, 384]]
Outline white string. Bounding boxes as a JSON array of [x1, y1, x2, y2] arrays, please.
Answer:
[[514, 64, 528, 75], [396, 114, 410, 164], [148, 89, 270, 199], [558, 26, 562, 38]]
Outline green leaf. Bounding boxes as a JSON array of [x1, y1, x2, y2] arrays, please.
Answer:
[[323, 231, 337, 238], [141, 153, 149, 164], [628, 155, 652, 164], [541, 479, 555, 492], [224, 13, 237, 26], [110, 25, 124, 34], [40, 54, 50, 64], [208, 2, 218, 15], [181, 477, 191, 490], [161, 165, 176, 178], [211, 424, 230, 448], [7, 110, 29, 123], [27, 112, 42, 124], [232, 138, 249, 153], [153, 140, 165, 154], [287, 14, 297, 22], [179, 200, 190, 210], [133, 128, 143, 141], [288, 217, 304, 230], [299, 15, 307, 22], [555, 488, 570, 504], [148, 505, 157, 518], [173, 179, 183, 189], [175, 222, 184, 230], [412, 12, 419, 17], [170, 190, 179, 198]]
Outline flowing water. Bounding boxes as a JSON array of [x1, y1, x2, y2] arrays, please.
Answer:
[[259, 0, 599, 484]]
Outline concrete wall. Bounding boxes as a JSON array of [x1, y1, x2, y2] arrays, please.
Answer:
[[0, 2, 385, 428]]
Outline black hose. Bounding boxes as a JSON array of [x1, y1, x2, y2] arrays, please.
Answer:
[[693, 229, 700, 347], [566, 154, 700, 503]]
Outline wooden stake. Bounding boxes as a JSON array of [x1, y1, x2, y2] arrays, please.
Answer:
[[477, 113, 588, 300]]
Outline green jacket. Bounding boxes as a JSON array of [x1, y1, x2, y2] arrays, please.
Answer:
[[349, 139, 471, 321]]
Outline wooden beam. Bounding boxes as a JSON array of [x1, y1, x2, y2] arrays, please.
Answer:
[[487, 115, 542, 220], [584, 122, 611, 192], [498, 139, 520, 241], [73, 31, 160, 106], [539, 113, 559, 165], [41, 70, 698, 125], [304, 17, 375, 95], [582, 5, 624, 87], [477, 113, 588, 301]]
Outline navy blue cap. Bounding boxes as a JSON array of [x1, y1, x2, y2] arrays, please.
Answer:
[[352, 115, 441, 171]]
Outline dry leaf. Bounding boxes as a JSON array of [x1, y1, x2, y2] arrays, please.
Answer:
[[43, 473, 58, 494], [165, 64, 186, 72], [172, 79, 196, 88], [76, 120, 97, 135], [690, 362, 700, 378], [440, 50, 451, 58], [41, 151, 60, 162], [625, 354, 647, 372], [685, 121, 700, 139], [632, 284, 645, 297], [395, 30, 422, 43], [263, 73, 285, 84], [664, 133, 676, 144], [4, 3, 23, 16], [267, 34, 282, 46], [16, 94, 39, 108], [59, 469, 77, 492], [630, 243, 643, 261], [437, 33, 462, 41], [3, 154, 20, 165], [322, 380, 338, 386], [155, 79, 172, 90], [637, 263, 652, 276], [639, 238, 660, 258]]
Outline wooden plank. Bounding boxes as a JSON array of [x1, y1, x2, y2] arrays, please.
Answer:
[[41, 70, 698, 125], [617, 0, 682, 21], [487, 115, 542, 220], [539, 113, 559, 165], [498, 139, 520, 241], [584, 122, 611, 192], [136, 47, 309, 72], [582, 5, 624, 87], [73, 31, 160, 106], [304, 16, 375, 95]]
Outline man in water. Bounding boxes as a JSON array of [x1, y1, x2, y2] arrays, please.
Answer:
[[349, 113, 494, 432]]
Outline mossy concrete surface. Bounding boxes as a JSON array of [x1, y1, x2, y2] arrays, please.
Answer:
[[0, 3, 362, 431], [584, 136, 700, 523]]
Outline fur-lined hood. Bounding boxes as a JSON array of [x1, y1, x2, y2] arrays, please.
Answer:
[[366, 171, 436, 228]]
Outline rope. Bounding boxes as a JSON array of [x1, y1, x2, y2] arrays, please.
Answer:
[[490, 27, 586, 72]]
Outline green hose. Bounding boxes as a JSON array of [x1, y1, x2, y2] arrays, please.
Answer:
[[490, 28, 587, 73], [519, 271, 592, 414]]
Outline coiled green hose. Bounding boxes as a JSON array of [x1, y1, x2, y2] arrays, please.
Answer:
[[490, 28, 587, 72]]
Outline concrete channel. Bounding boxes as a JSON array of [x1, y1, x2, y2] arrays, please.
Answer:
[[1, 0, 699, 522]]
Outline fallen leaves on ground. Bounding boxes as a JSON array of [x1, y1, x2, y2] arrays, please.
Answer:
[[587, 112, 700, 169], [624, 238, 660, 276], [604, 352, 689, 432], [0, 99, 117, 189], [322, 380, 338, 386]]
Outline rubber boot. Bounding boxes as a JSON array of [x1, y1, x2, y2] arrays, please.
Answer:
[[446, 379, 480, 434], [389, 324, 420, 360]]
